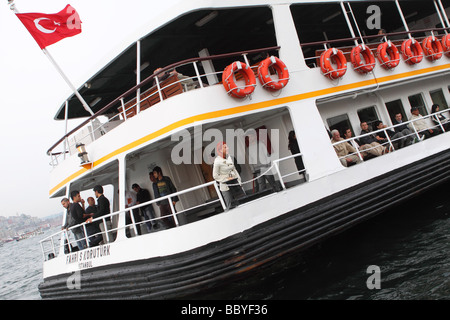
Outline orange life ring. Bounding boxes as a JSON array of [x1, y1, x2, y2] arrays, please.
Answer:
[[222, 61, 256, 98], [257, 56, 289, 91], [441, 34, 450, 57], [350, 45, 375, 73], [320, 48, 347, 80], [422, 36, 443, 61], [401, 38, 423, 65], [376, 41, 400, 69]]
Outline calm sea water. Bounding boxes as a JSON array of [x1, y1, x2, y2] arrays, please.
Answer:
[[0, 184, 448, 300]]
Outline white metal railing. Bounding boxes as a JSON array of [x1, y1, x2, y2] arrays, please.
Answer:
[[40, 153, 306, 261], [48, 47, 280, 167], [332, 110, 450, 164]]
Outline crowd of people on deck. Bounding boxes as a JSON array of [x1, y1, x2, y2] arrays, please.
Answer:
[[331, 104, 449, 167], [60, 129, 306, 249], [61, 165, 180, 250]]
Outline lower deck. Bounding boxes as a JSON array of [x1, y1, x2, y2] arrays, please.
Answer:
[[39, 141, 450, 298]]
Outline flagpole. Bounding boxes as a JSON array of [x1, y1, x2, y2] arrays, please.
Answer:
[[8, 0, 95, 116], [42, 48, 94, 116]]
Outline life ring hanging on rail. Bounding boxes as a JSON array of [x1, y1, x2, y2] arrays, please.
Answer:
[[422, 35, 443, 61], [320, 48, 347, 80], [350, 44, 375, 73], [440, 34, 450, 57], [222, 61, 256, 98], [401, 38, 423, 65], [376, 41, 400, 70], [257, 56, 290, 91]]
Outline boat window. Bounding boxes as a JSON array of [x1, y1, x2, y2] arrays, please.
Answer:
[[430, 89, 449, 110], [290, 3, 354, 68], [408, 93, 428, 115], [327, 114, 352, 136], [357, 106, 379, 129], [385, 99, 407, 125]]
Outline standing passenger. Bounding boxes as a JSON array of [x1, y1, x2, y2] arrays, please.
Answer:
[[86, 185, 112, 243], [69, 190, 87, 250], [152, 166, 179, 229], [84, 196, 102, 246], [287, 130, 305, 176], [132, 183, 156, 232], [213, 142, 245, 209]]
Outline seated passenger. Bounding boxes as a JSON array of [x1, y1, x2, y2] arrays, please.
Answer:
[[359, 122, 387, 155], [431, 104, 450, 133], [393, 113, 414, 142], [152, 68, 195, 91], [373, 120, 408, 150], [409, 106, 435, 140], [344, 128, 380, 160], [331, 130, 362, 167]]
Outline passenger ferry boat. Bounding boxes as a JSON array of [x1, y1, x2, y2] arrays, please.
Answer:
[[37, 0, 450, 299]]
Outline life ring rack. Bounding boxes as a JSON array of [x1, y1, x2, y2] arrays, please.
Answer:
[[320, 48, 347, 80], [421, 35, 443, 61], [401, 38, 424, 65], [350, 44, 375, 73], [257, 56, 290, 91], [376, 40, 400, 69], [222, 61, 256, 98]]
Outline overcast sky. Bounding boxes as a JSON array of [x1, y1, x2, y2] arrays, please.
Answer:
[[0, 0, 179, 218]]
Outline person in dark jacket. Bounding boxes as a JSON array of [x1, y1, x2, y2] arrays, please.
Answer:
[[131, 183, 156, 232], [288, 131, 305, 176], [69, 190, 87, 249], [152, 166, 179, 229], [86, 185, 112, 243]]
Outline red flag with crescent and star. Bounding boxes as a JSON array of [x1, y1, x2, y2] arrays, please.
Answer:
[[16, 4, 81, 49]]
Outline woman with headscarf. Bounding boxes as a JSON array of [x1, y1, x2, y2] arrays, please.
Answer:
[[213, 142, 244, 209]]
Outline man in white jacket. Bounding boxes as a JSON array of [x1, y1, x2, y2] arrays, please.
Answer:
[[213, 142, 244, 209]]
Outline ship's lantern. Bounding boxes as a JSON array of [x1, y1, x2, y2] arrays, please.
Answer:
[[76, 143, 90, 164]]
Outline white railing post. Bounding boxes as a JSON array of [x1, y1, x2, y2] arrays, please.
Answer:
[[128, 209, 138, 236], [168, 196, 179, 226], [154, 76, 164, 101], [383, 128, 394, 151], [82, 224, 90, 248], [273, 160, 287, 190], [193, 61, 204, 88], [102, 218, 110, 243], [213, 181, 227, 211]]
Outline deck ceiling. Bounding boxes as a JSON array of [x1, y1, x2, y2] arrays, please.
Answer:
[[54, 6, 276, 120]]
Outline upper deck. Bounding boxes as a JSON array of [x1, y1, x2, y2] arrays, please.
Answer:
[[47, 0, 450, 197]]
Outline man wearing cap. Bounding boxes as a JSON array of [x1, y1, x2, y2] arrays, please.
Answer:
[[409, 106, 435, 140]]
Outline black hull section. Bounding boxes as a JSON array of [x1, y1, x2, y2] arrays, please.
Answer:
[[39, 149, 450, 299]]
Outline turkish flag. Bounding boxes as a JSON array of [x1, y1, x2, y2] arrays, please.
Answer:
[[16, 4, 82, 49]]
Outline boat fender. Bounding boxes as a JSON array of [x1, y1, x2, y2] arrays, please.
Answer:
[[422, 35, 443, 61], [401, 38, 423, 65], [440, 34, 450, 58], [222, 61, 256, 98], [257, 56, 289, 91], [350, 44, 375, 73], [376, 41, 400, 69], [320, 48, 347, 80]]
